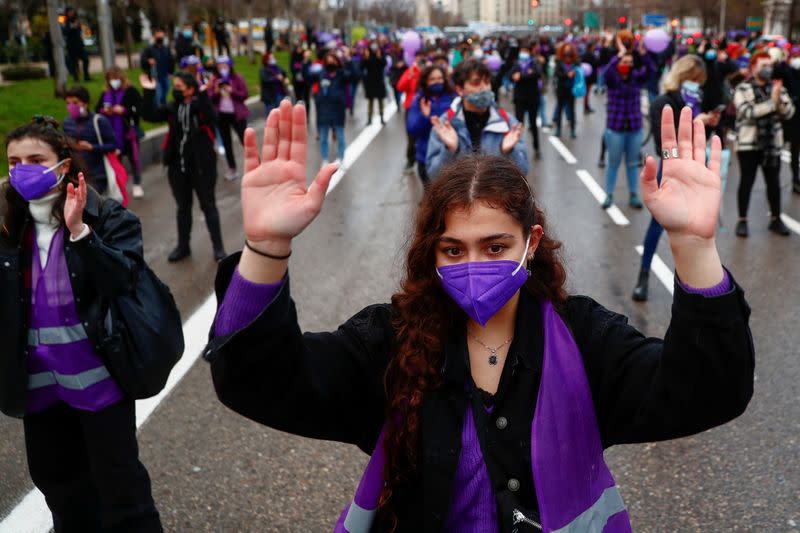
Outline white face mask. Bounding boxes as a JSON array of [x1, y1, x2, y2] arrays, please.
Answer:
[[791, 57, 800, 70], [109, 79, 121, 90], [218, 67, 230, 77]]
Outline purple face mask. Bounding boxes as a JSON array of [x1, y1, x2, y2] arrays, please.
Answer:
[[9, 160, 67, 201], [437, 235, 531, 327]]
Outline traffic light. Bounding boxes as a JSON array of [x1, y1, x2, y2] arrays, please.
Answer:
[[671, 19, 679, 28], [618, 16, 627, 25], [528, 19, 535, 26], [565, 18, 573, 26], [530, 0, 539, 7]]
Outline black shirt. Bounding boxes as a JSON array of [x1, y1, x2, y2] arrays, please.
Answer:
[[464, 109, 489, 151], [205, 254, 755, 532]]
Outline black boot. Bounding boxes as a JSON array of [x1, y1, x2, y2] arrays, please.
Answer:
[[168, 245, 191, 262], [793, 176, 800, 194], [632, 269, 649, 302]]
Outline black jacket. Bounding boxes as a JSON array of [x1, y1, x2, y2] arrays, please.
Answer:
[[204, 254, 754, 532], [94, 86, 143, 132], [511, 59, 542, 103], [650, 91, 685, 154], [140, 88, 217, 176], [0, 191, 143, 418]]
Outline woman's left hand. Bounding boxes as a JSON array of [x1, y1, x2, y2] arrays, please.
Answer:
[[641, 105, 721, 242], [65, 173, 88, 238]]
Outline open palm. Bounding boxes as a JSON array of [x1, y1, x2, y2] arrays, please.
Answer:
[[241, 100, 338, 244], [641, 106, 722, 240]]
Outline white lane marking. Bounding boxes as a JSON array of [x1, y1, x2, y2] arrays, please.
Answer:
[[0, 100, 397, 533], [635, 245, 675, 295], [780, 213, 800, 236], [0, 295, 218, 533], [327, 102, 398, 194], [782, 149, 791, 164], [575, 170, 630, 226], [548, 136, 577, 164]]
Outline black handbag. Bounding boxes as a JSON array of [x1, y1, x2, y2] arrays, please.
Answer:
[[100, 265, 184, 399]]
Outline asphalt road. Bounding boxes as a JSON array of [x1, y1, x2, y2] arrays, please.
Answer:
[[1, 90, 799, 532]]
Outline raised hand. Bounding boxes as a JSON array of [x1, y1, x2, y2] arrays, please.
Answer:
[[65, 173, 88, 238], [641, 106, 721, 241], [431, 115, 459, 153], [139, 73, 156, 90], [501, 123, 524, 155], [241, 99, 338, 248], [420, 97, 431, 118]]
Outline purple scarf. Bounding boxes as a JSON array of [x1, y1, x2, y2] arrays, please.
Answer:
[[334, 300, 631, 533], [102, 88, 126, 151]]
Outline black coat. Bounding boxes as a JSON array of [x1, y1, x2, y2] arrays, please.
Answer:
[[140, 88, 217, 176], [94, 86, 143, 131], [0, 191, 143, 418], [362, 55, 388, 99], [204, 254, 755, 532]]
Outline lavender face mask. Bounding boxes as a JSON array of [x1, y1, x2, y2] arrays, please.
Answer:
[[9, 160, 67, 201], [437, 235, 531, 327]]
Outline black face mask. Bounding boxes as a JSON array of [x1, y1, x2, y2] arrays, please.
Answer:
[[155, 37, 164, 45], [172, 88, 184, 103], [325, 64, 338, 72]]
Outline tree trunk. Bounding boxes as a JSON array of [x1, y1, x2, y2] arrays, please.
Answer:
[[247, 1, 255, 63], [97, 0, 116, 70], [47, 0, 68, 96]]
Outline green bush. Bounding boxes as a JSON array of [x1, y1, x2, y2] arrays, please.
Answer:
[[2, 64, 48, 81]]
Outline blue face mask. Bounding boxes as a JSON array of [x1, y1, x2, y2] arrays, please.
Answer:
[[518, 52, 531, 61], [705, 50, 717, 61], [428, 82, 445, 95], [182, 30, 193, 38], [464, 90, 495, 110]]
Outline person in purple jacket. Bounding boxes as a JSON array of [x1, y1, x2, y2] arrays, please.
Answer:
[[406, 65, 457, 185], [1, 118, 162, 532], [204, 100, 754, 532], [207, 55, 250, 181], [600, 36, 655, 209]]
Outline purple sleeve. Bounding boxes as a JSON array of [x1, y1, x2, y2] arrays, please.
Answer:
[[214, 267, 286, 337], [677, 270, 732, 298]]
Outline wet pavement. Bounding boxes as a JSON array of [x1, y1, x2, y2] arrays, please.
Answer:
[[1, 91, 799, 532]]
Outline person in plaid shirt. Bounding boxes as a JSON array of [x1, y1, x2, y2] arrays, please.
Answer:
[[601, 36, 655, 209]]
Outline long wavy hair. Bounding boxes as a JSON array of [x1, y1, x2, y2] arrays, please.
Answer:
[[1, 117, 85, 246], [379, 155, 568, 524]]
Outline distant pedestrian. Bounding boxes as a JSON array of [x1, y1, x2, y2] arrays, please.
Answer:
[[62, 86, 116, 195], [139, 29, 175, 106], [260, 51, 289, 118], [398, 51, 427, 168], [208, 56, 250, 182], [362, 44, 388, 125], [174, 23, 202, 62], [139, 72, 226, 262], [62, 7, 90, 82], [307, 52, 355, 165], [96, 66, 144, 198], [551, 42, 578, 138], [733, 52, 795, 237], [213, 17, 231, 57], [511, 44, 543, 159], [290, 46, 312, 117]]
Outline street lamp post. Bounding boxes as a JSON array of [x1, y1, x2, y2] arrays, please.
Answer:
[[719, 0, 726, 34], [47, 0, 68, 95], [96, 0, 116, 69]]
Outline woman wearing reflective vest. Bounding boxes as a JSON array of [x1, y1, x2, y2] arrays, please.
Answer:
[[0, 118, 162, 531], [204, 101, 755, 532]]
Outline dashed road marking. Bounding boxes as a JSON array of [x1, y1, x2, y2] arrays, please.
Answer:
[[780, 213, 800, 236], [575, 170, 630, 226], [548, 135, 578, 164]]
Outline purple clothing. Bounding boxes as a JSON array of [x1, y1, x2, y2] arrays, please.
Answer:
[[602, 55, 654, 132], [101, 88, 127, 151], [208, 72, 250, 122], [26, 229, 123, 413], [443, 405, 497, 532], [214, 268, 285, 337], [215, 265, 733, 531]]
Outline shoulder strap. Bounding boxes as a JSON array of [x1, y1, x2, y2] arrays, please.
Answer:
[[92, 113, 103, 145]]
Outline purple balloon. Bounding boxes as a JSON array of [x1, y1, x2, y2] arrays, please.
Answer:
[[581, 62, 593, 77], [485, 53, 502, 72], [644, 29, 670, 54], [401, 31, 422, 66]]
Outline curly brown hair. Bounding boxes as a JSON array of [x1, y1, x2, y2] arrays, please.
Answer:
[[379, 155, 568, 524]]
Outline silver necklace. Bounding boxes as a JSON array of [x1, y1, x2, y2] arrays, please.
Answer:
[[468, 331, 513, 366]]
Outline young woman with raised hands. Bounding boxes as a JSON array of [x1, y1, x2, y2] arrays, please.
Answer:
[[204, 99, 754, 533]]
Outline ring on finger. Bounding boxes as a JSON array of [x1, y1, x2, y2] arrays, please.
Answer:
[[671, 147, 679, 158], [662, 149, 671, 159]]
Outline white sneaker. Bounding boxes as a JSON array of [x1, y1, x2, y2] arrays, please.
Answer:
[[333, 158, 343, 168], [132, 185, 144, 198], [217, 145, 226, 156], [224, 168, 238, 181]]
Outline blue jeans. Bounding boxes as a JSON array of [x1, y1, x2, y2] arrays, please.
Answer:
[[604, 128, 643, 195], [319, 124, 345, 161], [552, 96, 575, 133], [640, 163, 664, 271], [155, 75, 170, 106], [539, 93, 548, 125]]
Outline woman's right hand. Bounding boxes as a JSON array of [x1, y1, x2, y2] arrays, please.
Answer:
[[139, 73, 156, 90], [241, 99, 338, 250]]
